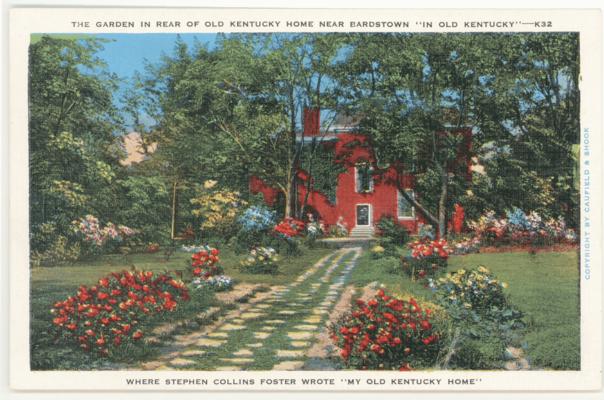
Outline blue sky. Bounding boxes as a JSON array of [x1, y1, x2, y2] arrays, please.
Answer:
[[94, 33, 218, 129]]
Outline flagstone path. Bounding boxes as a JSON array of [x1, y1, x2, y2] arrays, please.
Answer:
[[142, 247, 362, 371]]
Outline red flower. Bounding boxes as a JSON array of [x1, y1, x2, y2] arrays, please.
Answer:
[[132, 330, 144, 340]]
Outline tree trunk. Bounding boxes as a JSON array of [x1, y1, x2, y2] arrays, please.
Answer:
[[170, 180, 178, 240], [399, 186, 439, 228], [438, 163, 448, 239]]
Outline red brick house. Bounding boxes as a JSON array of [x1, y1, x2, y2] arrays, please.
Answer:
[[250, 108, 471, 237]]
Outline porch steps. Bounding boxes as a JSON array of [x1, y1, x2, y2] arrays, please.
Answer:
[[350, 226, 375, 239]]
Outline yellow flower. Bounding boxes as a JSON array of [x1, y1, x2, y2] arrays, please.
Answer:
[[463, 302, 472, 309], [203, 180, 218, 189], [478, 265, 489, 273], [457, 269, 466, 275], [501, 282, 509, 289]]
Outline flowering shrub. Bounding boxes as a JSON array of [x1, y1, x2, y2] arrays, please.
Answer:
[[328, 224, 348, 238], [450, 236, 481, 255], [306, 221, 325, 239], [429, 266, 524, 335], [190, 246, 223, 278], [181, 244, 209, 253], [50, 270, 189, 356], [191, 181, 246, 238], [401, 239, 451, 280], [370, 245, 386, 259], [330, 289, 441, 370], [240, 246, 279, 274], [468, 208, 578, 247], [146, 243, 159, 253], [451, 204, 465, 234], [238, 205, 276, 232], [274, 217, 305, 240], [192, 275, 233, 292], [71, 215, 137, 254]]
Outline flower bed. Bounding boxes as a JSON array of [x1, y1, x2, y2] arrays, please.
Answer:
[[190, 246, 223, 278], [192, 275, 233, 292], [400, 239, 451, 280], [274, 217, 305, 239], [468, 208, 577, 247], [330, 289, 441, 370], [240, 246, 279, 274], [428, 266, 524, 368], [50, 270, 189, 356], [71, 215, 138, 256]]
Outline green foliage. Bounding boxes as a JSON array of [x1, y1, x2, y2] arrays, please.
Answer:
[[370, 256, 401, 274], [29, 36, 124, 257], [115, 175, 171, 243], [375, 215, 409, 252]]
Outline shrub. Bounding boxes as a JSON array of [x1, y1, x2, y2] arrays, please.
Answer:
[[190, 181, 247, 240], [190, 246, 223, 279], [71, 215, 138, 257], [239, 205, 276, 233], [50, 270, 189, 356], [192, 275, 233, 292], [468, 209, 578, 247], [402, 239, 451, 280], [371, 256, 401, 274], [376, 215, 409, 249], [430, 266, 525, 369], [273, 218, 305, 255], [240, 247, 279, 274], [370, 245, 386, 259], [449, 235, 481, 255], [31, 235, 81, 267], [330, 289, 442, 370]]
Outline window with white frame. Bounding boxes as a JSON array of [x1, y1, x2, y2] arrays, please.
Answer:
[[398, 189, 415, 219], [355, 163, 373, 193]]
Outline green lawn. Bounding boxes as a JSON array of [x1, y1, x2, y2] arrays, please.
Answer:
[[29, 245, 331, 370], [351, 250, 580, 370]]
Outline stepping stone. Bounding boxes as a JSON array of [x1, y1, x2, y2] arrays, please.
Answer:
[[255, 304, 271, 309], [219, 358, 253, 364], [170, 358, 195, 367], [196, 338, 224, 347], [208, 332, 229, 338], [277, 349, 305, 358], [288, 331, 313, 340], [182, 350, 205, 357], [141, 361, 166, 370], [265, 319, 286, 324], [247, 343, 263, 348], [304, 316, 322, 324], [254, 332, 270, 339], [240, 312, 264, 320], [278, 310, 297, 315], [216, 366, 242, 371], [260, 326, 276, 332], [221, 323, 246, 331], [231, 319, 245, 324], [290, 341, 310, 348], [234, 349, 254, 357], [294, 324, 317, 331]]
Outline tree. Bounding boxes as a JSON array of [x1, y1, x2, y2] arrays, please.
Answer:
[[337, 33, 580, 235], [28, 36, 124, 252]]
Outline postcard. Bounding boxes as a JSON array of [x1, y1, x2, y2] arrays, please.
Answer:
[[7, 7, 602, 392]]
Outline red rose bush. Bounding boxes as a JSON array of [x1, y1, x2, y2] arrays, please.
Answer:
[[401, 239, 451, 280], [330, 289, 441, 370], [50, 270, 189, 356], [190, 245, 223, 278]]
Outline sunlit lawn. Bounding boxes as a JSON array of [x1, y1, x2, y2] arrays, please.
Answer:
[[29, 245, 332, 370]]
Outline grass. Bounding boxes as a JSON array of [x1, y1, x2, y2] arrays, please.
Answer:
[[350, 250, 580, 370], [29, 245, 331, 370]]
